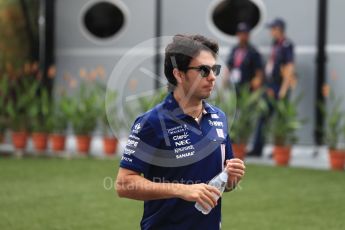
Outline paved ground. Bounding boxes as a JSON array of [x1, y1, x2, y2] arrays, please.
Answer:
[[245, 145, 330, 170]]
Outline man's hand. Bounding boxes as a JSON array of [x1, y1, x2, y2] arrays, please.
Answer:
[[279, 63, 295, 99], [267, 88, 275, 98], [251, 70, 263, 90], [178, 183, 221, 210], [278, 88, 287, 99], [225, 158, 246, 190], [251, 77, 261, 90]]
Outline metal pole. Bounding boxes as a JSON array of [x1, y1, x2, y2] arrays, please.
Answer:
[[38, 0, 46, 67], [154, 0, 162, 90], [39, 0, 55, 92], [315, 0, 328, 146]]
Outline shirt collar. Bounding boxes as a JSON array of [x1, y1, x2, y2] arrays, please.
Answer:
[[163, 92, 217, 119], [274, 37, 285, 46]]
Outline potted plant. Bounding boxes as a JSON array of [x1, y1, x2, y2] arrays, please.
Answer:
[[6, 75, 40, 150], [213, 85, 266, 159], [67, 82, 101, 154], [322, 94, 345, 170], [0, 76, 9, 143], [269, 97, 304, 166], [0, 124, 4, 143], [49, 95, 70, 153], [28, 87, 54, 153], [231, 86, 266, 159], [101, 87, 120, 156]]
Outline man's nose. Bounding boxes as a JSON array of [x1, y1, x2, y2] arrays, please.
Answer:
[[207, 71, 216, 81]]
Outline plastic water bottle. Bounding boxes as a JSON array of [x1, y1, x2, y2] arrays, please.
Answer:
[[195, 170, 228, 215]]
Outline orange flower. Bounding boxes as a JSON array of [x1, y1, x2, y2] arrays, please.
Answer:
[[79, 68, 87, 79], [47, 65, 56, 79], [88, 70, 98, 81], [129, 79, 138, 92], [322, 84, 330, 98], [31, 62, 39, 74], [69, 79, 78, 89], [97, 65, 106, 79]]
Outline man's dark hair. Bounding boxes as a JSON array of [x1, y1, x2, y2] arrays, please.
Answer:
[[164, 34, 219, 89]]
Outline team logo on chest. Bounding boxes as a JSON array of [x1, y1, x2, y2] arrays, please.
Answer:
[[211, 114, 219, 119], [173, 132, 191, 147], [216, 128, 225, 138], [167, 126, 195, 159], [208, 120, 224, 127]]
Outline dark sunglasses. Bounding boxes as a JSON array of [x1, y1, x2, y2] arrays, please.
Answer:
[[185, 64, 222, 78]]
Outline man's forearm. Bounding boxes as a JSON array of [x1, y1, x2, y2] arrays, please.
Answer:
[[116, 168, 222, 208], [116, 174, 185, 201], [251, 70, 263, 90], [279, 63, 295, 97]]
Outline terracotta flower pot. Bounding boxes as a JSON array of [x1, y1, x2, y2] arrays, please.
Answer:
[[103, 137, 118, 156], [50, 134, 66, 152], [32, 133, 48, 152], [76, 135, 91, 154], [273, 146, 291, 166], [328, 149, 345, 171], [12, 131, 28, 150], [232, 144, 246, 160]]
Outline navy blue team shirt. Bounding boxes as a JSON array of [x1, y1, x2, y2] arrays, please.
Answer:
[[226, 44, 263, 86], [266, 38, 294, 96], [120, 92, 234, 230]]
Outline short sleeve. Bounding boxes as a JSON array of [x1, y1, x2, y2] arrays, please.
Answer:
[[120, 115, 159, 175], [253, 49, 263, 70], [282, 42, 294, 64]]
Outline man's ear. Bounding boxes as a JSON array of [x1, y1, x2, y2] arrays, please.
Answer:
[[173, 68, 184, 84]]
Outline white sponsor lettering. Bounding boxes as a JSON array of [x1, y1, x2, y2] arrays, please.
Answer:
[[124, 147, 135, 155], [216, 128, 225, 138], [121, 156, 133, 162], [176, 151, 195, 159], [175, 139, 191, 147], [172, 132, 189, 141], [127, 139, 138, 148], [134, 123, 141, 130], [208, 120, 224, 127], [174, 145, 194, 154], [129, 134, 140, 140], [167, 125, 186, 135], [211, 114, 220, 119], [132, 123, 141, 134]]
